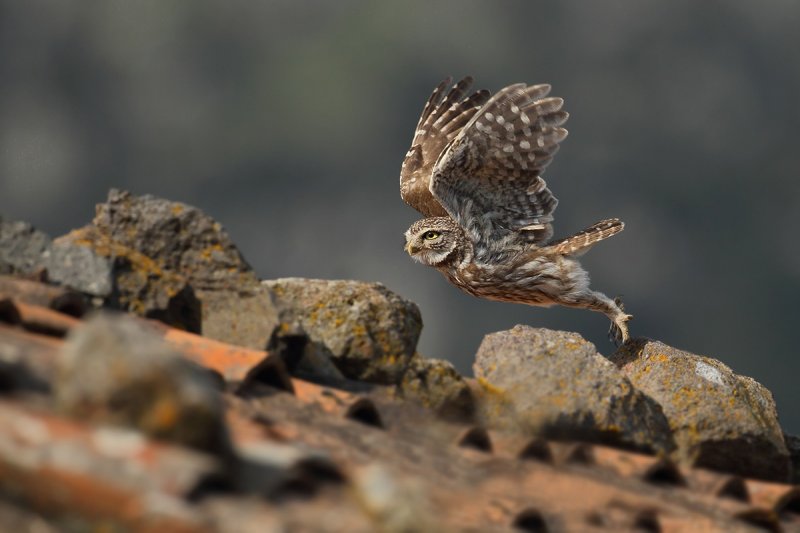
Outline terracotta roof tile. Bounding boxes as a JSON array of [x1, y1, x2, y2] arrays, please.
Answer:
[[0, 401, 213, 532], [7, 297, 81, 335], [0, 291, 798, 532], [0, 276, 87, 319]]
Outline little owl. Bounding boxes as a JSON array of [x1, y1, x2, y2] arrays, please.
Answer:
[[400, 77, 632, 343]]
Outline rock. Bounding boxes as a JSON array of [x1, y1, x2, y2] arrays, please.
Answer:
[[610, 339, 790, 481], [473, 326, 674, 454], [56, 312, 231, 456], [198, 287, 279, 351], [398, 355, 474, 421], [266, 322, 349, 385], [91, 189, 258, 291], [45, 226, 201, 332], [263, 278, 422, 385], [0, 218, 51, 276], [785, 433, 800, 484], [86, 189, 269, 342], [45, 228, 115, 297], [353, 464, 438, 532]]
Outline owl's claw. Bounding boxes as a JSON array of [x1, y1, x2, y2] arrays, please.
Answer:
[[609, 313, 633, 346], [608, 296, 633, 346]]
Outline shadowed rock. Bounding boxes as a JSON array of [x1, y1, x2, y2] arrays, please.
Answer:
[[398, 355, 475, 421], [611, 339, 790, 481], [92, 189, 257, 291], [86, 189, 277, 348], [473, 326, 675, 454], [198, 286, 279, 350], [56, 312, 232, 456], [0, 218, 51, 276], [785, 433, 800, 484], [263, 278, 422, 385], [45, 226, 201, 332], [42, 190, 276, 342], [266, 322, 349, 385]]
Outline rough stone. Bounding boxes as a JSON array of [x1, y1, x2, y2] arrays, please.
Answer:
[[266, 321, 349, 385], [45, 226, 201, 332], [398, 355, 474, 421], [45, 229, 115, 297], [77, 189, 266, 341], [611, 339, 790, 481], [197, 286, 279, 351], [0, 217, 51, 276], [353, 464, 438, 532], [56, 312, 231, 456], [785, 433, 800, 484], [473, 326, 674, 453], [91, 189, 258, 291], [262, 278, 422, 385]]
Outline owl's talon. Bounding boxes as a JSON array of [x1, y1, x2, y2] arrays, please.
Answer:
[[609, 313, 633, 346]]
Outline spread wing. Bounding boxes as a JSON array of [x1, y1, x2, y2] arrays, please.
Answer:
[[429, 83, 569, 245], [400, 77, 491, 217]]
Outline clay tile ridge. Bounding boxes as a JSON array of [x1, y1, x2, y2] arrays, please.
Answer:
[[1, 285, 799, 532]]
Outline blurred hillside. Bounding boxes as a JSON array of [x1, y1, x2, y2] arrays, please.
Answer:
[[1, 2, 799, 431]]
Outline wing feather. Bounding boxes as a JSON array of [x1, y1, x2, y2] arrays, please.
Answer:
[[400, 77, 490, 217], [429, 82, 569, 245], [415, 77, 450, 131]]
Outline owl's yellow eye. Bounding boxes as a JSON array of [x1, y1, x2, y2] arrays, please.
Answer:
[[422, 231, 441, 240]]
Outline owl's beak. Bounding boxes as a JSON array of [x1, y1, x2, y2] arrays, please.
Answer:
[[405, 242, 419, 255]]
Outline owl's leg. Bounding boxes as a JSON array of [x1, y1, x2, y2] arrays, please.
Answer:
[[558, 290, 633, 345], [607, 296, 633, 345]]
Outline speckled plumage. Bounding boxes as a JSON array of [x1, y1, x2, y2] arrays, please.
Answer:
[[401, 77, 632, 343]]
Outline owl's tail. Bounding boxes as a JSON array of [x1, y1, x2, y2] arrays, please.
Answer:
[[544, 218, 624, 257]]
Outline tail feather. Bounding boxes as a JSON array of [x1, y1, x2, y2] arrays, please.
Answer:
[[545, 218, 624, 256]]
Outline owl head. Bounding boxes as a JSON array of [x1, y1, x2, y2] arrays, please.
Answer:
[[404, 217, 463, 266]]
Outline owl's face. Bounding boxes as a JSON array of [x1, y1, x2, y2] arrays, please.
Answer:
[[404, 217, 461, 266]]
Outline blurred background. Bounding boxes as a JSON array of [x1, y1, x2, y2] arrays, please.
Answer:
[[1, 2, 798, 431]]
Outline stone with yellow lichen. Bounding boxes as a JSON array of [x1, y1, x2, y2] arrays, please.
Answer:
[[44, 189, 280, 343], [398, 354, 475, 421], [610, 339, 790, 481], [91, 189, 258, 292], [262, 278, 421, 385], [473, 325, 675, 454], [45, 225, 201, 332], [87, 189, 282, 348]]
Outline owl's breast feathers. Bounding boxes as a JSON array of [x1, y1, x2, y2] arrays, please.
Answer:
[[437, 249, 577, 306]]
